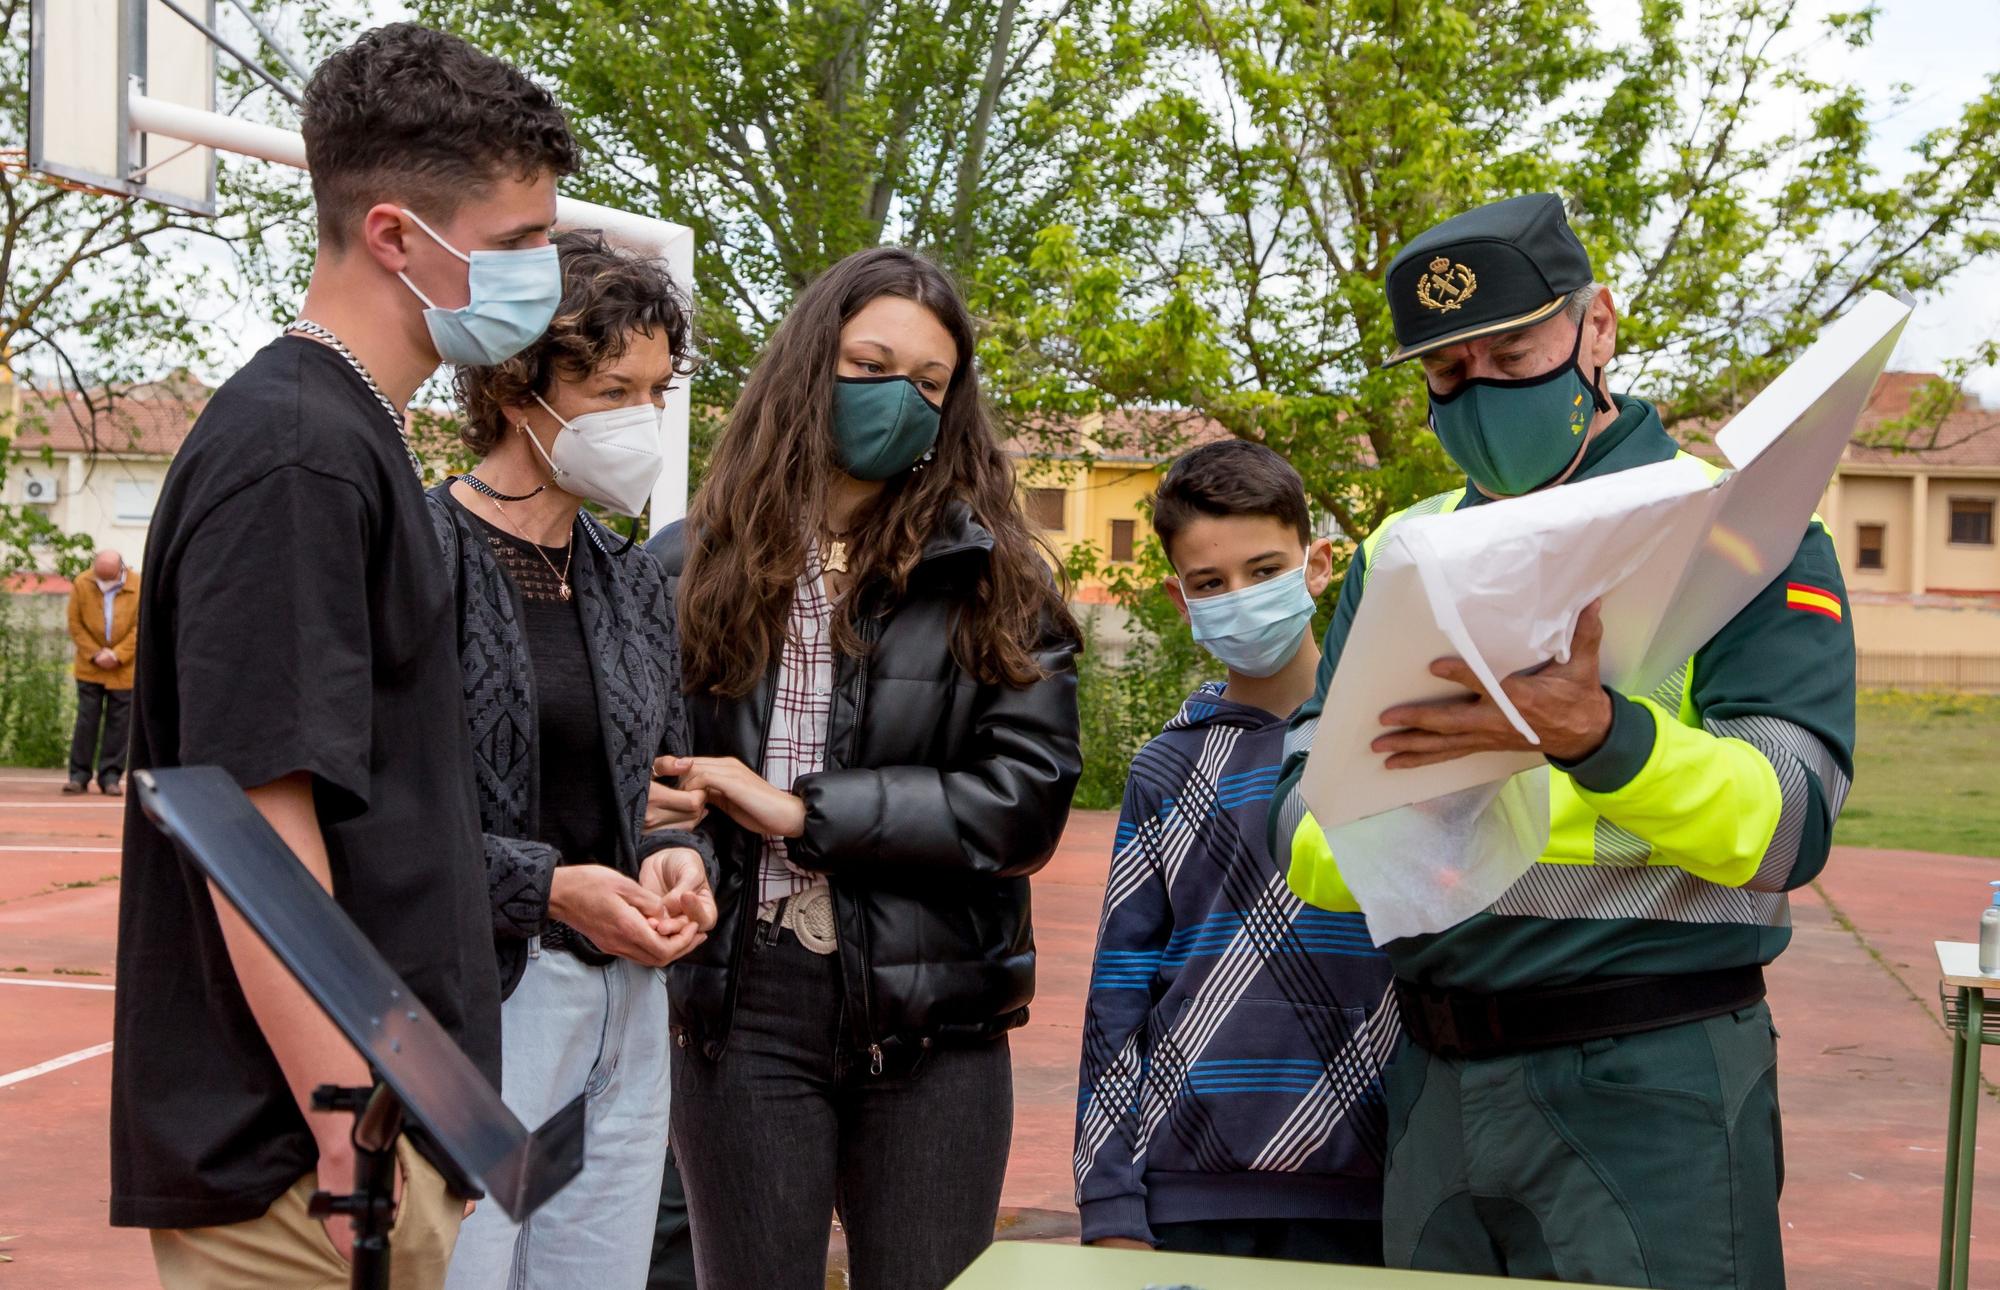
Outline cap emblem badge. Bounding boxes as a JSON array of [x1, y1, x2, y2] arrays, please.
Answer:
[[1416, 256, 1478, 313]]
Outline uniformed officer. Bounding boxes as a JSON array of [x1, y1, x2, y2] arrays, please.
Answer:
[[1271, 192, 1856, 1287]]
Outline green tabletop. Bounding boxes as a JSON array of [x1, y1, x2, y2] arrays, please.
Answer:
[[947, 1241, 1576, 1288]]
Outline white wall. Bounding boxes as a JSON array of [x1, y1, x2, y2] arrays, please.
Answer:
[[8, 452, 170, 570]]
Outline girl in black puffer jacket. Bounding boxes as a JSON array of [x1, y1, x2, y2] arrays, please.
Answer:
[[646, 246, 1081, 1290]]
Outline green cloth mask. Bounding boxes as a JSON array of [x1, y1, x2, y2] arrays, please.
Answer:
[[832, 376, 942, 480], [1426, 322, 1610, 497]]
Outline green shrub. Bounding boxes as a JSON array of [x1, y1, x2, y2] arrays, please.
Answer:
[[0, 594, 75, 768], [1068, 540, 1213, 810]]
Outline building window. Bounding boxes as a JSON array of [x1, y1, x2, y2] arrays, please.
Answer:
[[1109, 518, 1136, 563], [113, 481, 158, 526], [1949, 498, 1994, 547], [1026, 487, 1066, 532], [1855, 523, 1885, 571]]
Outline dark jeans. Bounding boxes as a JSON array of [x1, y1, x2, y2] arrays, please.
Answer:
[[69, 680, 130, 786], [667, 924, 1013, 1290], [647, 1143, 697, 1290], [1152, 1216, 1385, 1265]]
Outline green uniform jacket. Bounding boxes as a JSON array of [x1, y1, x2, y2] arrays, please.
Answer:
[[1272, 397, 1857, 991]]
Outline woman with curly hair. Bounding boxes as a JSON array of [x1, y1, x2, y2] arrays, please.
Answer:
[[434, 230, 716, 1289], [648, 245, 1083, 1290]]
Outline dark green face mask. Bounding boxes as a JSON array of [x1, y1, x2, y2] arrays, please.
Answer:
[[1426, 322, 1611, 497], [832, 376, 942, 480]]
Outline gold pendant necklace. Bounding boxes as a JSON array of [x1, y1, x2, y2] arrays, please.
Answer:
[[480, 488, 573, 599], [824, 540, 849, 576]]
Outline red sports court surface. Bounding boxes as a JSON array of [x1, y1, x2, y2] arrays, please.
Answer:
[[1, 766, 1994, 1287]]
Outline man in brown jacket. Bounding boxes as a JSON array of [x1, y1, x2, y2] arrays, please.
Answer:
[[66, 548, 138, 795]]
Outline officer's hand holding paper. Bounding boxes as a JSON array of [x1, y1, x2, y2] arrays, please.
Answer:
[[1302, 290, 1911, 944]]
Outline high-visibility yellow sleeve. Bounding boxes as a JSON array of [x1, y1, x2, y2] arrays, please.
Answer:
[[1286, 811, 1363, 912], [1571, 696, 1783, 889]]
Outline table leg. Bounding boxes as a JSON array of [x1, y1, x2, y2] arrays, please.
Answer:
[[1952, 988, 1984, 1290], [1943, 988, 1970, 1290]]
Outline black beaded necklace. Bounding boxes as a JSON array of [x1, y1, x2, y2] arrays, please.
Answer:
[[459, 471, 549, 504]]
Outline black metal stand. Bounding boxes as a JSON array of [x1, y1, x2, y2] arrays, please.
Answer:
[[307, 1082, 405, 1290], [134, 767, 586, 1234]]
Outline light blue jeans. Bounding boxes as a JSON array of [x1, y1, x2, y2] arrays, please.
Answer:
[[445, 944, 670, 1290]]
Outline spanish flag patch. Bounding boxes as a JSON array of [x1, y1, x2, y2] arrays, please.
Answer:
[[1786, 582, 1843, 621]]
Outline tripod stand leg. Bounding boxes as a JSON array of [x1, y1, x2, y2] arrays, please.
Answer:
[[346, 1130, 398, 1290], [308, 1081, 406, 1290]]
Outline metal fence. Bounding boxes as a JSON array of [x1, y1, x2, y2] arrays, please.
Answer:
[[1856, 653, 2000, 692]]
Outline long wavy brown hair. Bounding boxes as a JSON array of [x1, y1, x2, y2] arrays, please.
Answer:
[[680, 246, 1075, 698]]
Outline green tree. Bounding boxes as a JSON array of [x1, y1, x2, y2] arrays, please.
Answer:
[[415, 0, 1147, 433], [0, 0, 312, 575], [988, 0, 2000, 551]]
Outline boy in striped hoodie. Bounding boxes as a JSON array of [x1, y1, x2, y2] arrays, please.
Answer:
[[1074, 440, 1397, 1263]]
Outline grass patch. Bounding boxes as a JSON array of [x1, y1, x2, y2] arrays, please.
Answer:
[[1837, 690, 2000, 857], [49, 966, 103, 976]]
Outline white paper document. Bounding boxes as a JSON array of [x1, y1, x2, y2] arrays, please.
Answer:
[[1299, 291, 1911, 944]]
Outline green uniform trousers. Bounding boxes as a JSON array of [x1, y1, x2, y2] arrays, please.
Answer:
[[1383, 1001, 1785, 1288]]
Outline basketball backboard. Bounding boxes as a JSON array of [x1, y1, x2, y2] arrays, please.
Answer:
[[23, 3, 699, 521], [29, 0, 218, 215]]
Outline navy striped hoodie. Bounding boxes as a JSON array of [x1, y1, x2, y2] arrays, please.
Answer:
[[1073, 683, 1398, 1244]]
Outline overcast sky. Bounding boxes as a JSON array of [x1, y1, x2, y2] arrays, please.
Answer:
[[1594, 0, 2000, 402]]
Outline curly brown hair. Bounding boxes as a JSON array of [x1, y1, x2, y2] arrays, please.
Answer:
[[679, 246, 1075, 698], [302, 24, 578, 250], [453, 229, 699, 456]]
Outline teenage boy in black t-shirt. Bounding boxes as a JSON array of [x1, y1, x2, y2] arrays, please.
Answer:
[[111, 25, 577, 1288]]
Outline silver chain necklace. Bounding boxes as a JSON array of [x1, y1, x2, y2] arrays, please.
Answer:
[[286, 318, 424, 480]]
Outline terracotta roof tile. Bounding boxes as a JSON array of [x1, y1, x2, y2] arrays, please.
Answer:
[[1677, 370, 2000, 470], [1005, 409, 1233, 462], [1, 571, 73, 594], [12, 379, 209, 458]]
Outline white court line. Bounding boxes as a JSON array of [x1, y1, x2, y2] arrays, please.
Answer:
[[0, 845, 121, 853], [0, 1041, 114, 1089], [2, 801, 126, 809], [0, 977, 116, 992]]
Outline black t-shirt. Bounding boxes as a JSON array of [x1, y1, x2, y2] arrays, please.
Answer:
[[110, 336, 500, 1229], [454, 498, 618, 870]]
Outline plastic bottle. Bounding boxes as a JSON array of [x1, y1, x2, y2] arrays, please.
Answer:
[[1981, 881, 2000, 975]]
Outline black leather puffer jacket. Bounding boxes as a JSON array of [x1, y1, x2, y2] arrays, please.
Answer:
[[648, 502, 1081, 1069]]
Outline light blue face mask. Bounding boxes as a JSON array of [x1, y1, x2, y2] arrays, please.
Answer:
[[397, 208, 561, 366], [1183, 563, 1317, 678]]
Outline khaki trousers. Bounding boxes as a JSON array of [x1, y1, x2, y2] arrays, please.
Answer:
[[152, 1140, 462, 1290]]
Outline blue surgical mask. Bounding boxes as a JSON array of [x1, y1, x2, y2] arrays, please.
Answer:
[[397, 208, 561, 366], [1183, 564, 1317, 678]]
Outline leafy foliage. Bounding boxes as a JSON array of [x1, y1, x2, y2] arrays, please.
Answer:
[[1067, 537, 1213, 808], [985, 0, 2000, 559], [0, 0, 313, 574], [3, 2, 1997, 811], [0, 591, 73, 768], [414, 0, 1149, 481]]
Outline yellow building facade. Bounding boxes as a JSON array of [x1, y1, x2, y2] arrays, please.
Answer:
[[1008, 412, 1234, 599], [1013, 454, 1165, 600]]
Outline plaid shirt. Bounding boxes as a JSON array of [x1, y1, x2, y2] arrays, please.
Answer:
[[759, 554, 834, 908]]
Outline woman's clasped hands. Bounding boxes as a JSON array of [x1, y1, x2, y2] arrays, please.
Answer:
[[547, 846, 715, 969]]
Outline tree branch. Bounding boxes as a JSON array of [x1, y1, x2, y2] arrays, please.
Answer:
[[950, 0, 1020, 260]]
